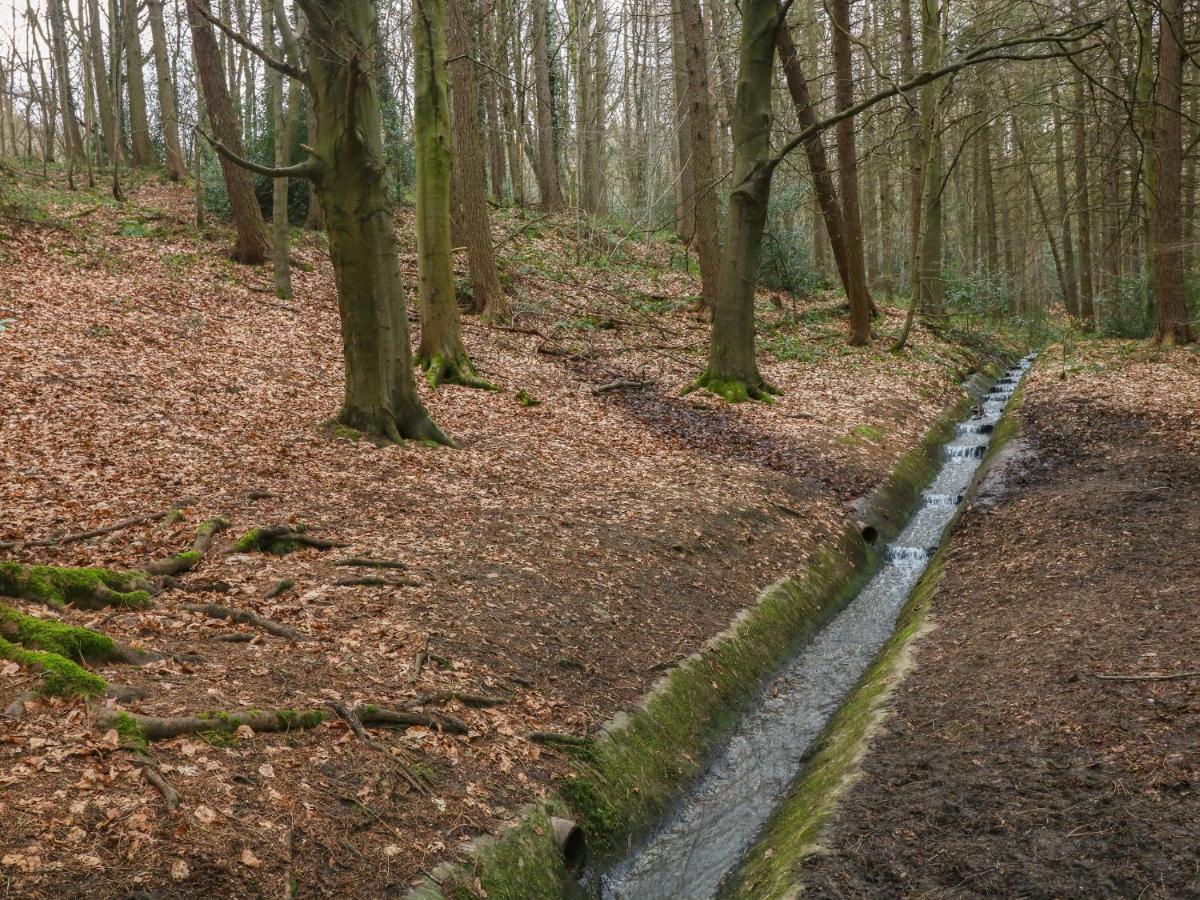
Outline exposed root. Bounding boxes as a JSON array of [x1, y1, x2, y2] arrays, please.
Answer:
[[333, 576, 422, 588], [230, 525, 342, 555], [144, 516, 230, 576], [404, 690, 509, 709], [179, 601, 308, 641], [333, 557, 408, 570], [264, 578, 295, 598], [419, 352, 500, 392], [527, 730, 589, 747], [97, 703, 468, 744], [0, 604, 124, 662], [592, 378, 656, 395], [0, 498, 195, 551], [685, 370, 782, 404], [0, 636, 107, 698], [323, 701, 430, 794], [134, 755, 180, 813], [336, 406, 457, 449], [0, 562, 152, 609]]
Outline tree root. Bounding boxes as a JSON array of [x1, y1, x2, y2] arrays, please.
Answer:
[[0, 635, 107, 698], [333, 576, 422, 588], [144, 517, 229, 576], [527, 730, 589, 747], [684, 370, 782, 404], [404, 690, 509, 709], [0, 498, 195, 551], [333, 557, 408, 570], [419, 352, 500, 391], [336, 406, 457, 449], [179, 601, 308, 641], [263, 578, 295, 599], [230, 525, 342, 555], [97, 703, 468, 744], [323, 701, 430, 795], [0, 562, 152, 610], [133, 754, 180, 813]]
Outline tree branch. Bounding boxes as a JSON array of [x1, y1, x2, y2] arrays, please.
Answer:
[[187, 0, 306, 80], [766, 21, 1107, 175], [197, 127, 320, 180]]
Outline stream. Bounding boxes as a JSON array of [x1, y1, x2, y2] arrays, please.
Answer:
[[596, 355, 1036, 900]]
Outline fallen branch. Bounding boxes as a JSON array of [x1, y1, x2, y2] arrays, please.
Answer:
[[179, 601, 307, 641], [404, 690, 509, 709], [333, 576, 422, 588], [1093, 670, 1200, 682], [0, 498, 195, 551], [143, 517, 230, 576], [333, 557, 408, 570], [592, 378, 656, 395]]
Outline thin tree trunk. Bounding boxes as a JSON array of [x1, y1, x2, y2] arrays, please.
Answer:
[[1049, 82, 1079, 319], [186, 0, 270, 263], [48, 0, 85, 163], [148, 0, 184, 178], [447, 0, 508, 322], [915, 0, 944, 321], [680, 0, 719, 312], [122, 0, 154, 165], [85, 0, 116, 162], [670, 0, 695, 242], [1073, 69, 1094, 328], [831, 0, 873, 344], [263, 0, 291, 298], [1151, 0, 1192, 344], [532, 0, 564, 210]]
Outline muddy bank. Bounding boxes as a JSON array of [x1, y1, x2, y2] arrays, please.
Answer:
[[795, 343, 1200, 898]]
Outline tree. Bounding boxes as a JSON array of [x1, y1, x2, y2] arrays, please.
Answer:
[[412, 0, 492, 386], [186, 0, 271, 263], [147, 0, 185, 179], [688, 0, 780, 402], [1151, 0, 1193, 344], [830, 0, 873, 345], [531, 0, 565, 210], [207, 0, 451, 443], [122, 0, 155, 166], [680, 0, 720, 314], [446, 0, 508, 323]]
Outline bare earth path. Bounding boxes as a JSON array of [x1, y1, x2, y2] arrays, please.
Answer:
[[799, 344, 1200, 898]]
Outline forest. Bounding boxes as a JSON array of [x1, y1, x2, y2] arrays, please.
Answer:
[[0, 0, 1196, 894]]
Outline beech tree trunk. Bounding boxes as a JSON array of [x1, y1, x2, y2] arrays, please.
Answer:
[[294, 0, 450, 442], [447, 0, 508, 322], [532, 0, 564, 210], [187, 0, 270, 263], [680, 0, 720, 312], [831, 0, 873, 344], [412, 0, 489, 386], [148, 0, 184, 179], [122, 0, 154, 166], [263, 0, 291, 299], [1151, 0, 1193, 344], [670, 0, 695, 242], [48, 0, 85, 164], [85, 0, 116, 162], [691, 0, 778, 402]]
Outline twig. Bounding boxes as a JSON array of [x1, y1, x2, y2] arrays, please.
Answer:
[[0, 498, 195, 551], [1093, 671, 1200, 682], [133, 754, 180, 813], [180, 601, 307, 641], [592, 378, 656, 395]]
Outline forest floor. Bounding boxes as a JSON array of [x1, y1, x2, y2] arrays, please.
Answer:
[[799, 341, 1200, 898], [0, 165, 1013, 898]]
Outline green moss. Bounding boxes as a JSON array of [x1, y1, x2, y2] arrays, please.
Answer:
[[275, 709, 326, 730], [107, 711, 148, 749], [231, 528, 267, 552], [0, 605, 117, 661], [686, 370, 780, 404], [232, 527, 305, 556], [435, 810, 576, 900], [515, 389, 542, 407], [728, 366, 1033, 898], [0, 563, 151, 609], [0, 636, 107, 697]]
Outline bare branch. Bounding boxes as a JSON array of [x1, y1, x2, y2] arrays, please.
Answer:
[[186, 0, 306, 80], [197, 127, 321, 181]]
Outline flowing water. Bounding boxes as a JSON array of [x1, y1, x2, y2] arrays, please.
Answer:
[[597, 355, 1036, 900]]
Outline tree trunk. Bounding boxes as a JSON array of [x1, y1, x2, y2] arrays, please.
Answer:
[[48, 0, 85, 164], [481, 2, 506, 203], [284, 0, 449, 443], [148, 0, 184, 179], [122, 0, 154, 165], [690, 0, 778, 402], [1151, 0, 1192, 344], [831, 0, 873, 344], [85, 0, 116, 162], [777, 23, 851, 301], [680, 0, 720, 312], [532, 0, 564, 210], [412, 0, 491, 386], [186, 0, 270, 263], [263, 0, 291, 299], [1073, 70, 1094, 328], [670, 0, 695, 242], [915, 0, 944, 321], [1049, 82, 1079, 319], [447, 0, 508, 322]]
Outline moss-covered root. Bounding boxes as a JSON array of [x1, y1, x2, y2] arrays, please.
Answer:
[[0, 604, 120, 662], [0, 635, 107, 698], [230, 524, 339, 555], [419, 351, 500, 391], [100, 703, 465, 743], [144, 516, 230, 576], [685, 369, 782, 403], [0, 562, 152, 609]]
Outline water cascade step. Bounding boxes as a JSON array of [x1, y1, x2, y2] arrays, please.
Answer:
[[597, 354, 1035, 900]]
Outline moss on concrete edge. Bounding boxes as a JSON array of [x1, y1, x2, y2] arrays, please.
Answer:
[[403, 353, 1020, 900], [725, 364, 1031, 900]]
